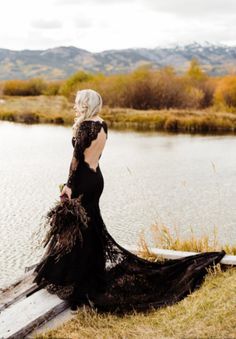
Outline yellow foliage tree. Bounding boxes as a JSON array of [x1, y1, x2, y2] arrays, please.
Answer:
[[186, 58, 207, 81], [214, 75, 236, 109]]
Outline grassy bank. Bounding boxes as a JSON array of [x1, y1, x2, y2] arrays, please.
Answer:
[[138, 224, 236, 256], [0, 95, 72, 125], [1, 95, 236, 134], [35, 268, 236, 339], [35, 225, 236, 339]]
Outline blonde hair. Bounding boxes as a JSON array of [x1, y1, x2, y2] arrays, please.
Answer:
[[72, 89, 103, 137]]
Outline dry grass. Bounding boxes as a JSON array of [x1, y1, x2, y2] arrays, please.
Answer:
[[35, 267, 236, 339], [0, 95, 72, 124], [137, 223, 236, 258], [35, 225, 236, 339], [1, 95, 236, 134], [102, 106, 236, 134]]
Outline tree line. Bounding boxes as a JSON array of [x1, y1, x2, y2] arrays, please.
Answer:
[[2, 59, 236, 111]]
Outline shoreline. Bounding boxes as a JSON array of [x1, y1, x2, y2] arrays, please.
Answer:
[[1, 247, 235, 338], [0, 95, 236, 135], [1, 224, 235, 338]]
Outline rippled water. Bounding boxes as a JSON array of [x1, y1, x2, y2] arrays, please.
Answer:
[[0, 121, 235, 288]]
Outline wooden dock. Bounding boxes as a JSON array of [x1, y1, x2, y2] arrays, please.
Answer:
[[0, 247, 235, 338], [0, 270, 68, 338]]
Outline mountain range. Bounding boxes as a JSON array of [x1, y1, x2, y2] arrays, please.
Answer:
[[0, 42, 236, 80]]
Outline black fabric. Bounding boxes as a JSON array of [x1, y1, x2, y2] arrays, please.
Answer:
[[66, 120, 108, 188], [32, 120, 226, 314]]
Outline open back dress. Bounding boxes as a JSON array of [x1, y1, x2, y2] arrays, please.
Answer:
[[32, 119, 226, 314]]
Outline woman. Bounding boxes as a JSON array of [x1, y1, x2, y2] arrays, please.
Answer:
[[32, 89, 226, 314]]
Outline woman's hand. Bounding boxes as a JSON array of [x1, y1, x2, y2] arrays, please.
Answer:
[[60, 185, 72, 200]]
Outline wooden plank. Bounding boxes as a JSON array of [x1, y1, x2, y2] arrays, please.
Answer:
[[0, 246, 234, 338], [28, 308, 74, 338], [127, 246, 236, 266], [0, 289, 67, 339], [0, 272, 38, 312]]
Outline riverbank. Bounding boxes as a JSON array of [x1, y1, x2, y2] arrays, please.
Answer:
[[33, 227, 236, 339], [34, 265, 236, 339], [1, 95, 236, 134]]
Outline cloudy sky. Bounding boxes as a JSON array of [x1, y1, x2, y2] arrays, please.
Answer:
[[0, 0, 236, 51]]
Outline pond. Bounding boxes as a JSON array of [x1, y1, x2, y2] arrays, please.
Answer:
[[0, 121, 235, 288]]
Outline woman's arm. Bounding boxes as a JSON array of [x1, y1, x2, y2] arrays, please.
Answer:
[[60, 122, 88, 199], [66, 155, 79, 189]]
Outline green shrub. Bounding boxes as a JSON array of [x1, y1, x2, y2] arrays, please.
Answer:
[[42, 81, 63, 96], [59, 70, 95, 99]]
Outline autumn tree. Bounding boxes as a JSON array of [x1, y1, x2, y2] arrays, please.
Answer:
[[214, 75, 236, 109]]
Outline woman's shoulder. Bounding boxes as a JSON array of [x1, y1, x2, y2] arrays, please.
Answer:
[[73, 119, 107, 141], [81, 119, 108, 133], [82, 118, 107, 125]]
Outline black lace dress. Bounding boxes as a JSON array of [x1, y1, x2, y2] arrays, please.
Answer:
[[32, 119, 226, 314]]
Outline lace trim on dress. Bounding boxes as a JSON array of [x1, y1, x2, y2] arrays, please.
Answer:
[[66, 120, 107, 188]]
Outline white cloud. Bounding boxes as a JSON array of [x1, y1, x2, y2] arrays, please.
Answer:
[[54, 0, 135, 5], [0, 0, 235, 51], [141, 0, 236, 17], [74, 18, 95, 29], [31, 20, 63, 29]]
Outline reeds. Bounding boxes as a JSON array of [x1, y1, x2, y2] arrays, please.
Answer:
[[138, 223, 236, 256], [1, 96, 236, 134], [0, 95, 72, 124]]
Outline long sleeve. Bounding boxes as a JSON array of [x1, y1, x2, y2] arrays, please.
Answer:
[[66, 146, 79, 188], [66, 123, 88, 188]]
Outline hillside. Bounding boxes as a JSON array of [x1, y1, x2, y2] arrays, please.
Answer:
[[0, 42, 236, 80]]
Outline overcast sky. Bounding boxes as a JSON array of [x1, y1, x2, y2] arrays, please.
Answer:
[[0, 0, 236, 51]]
